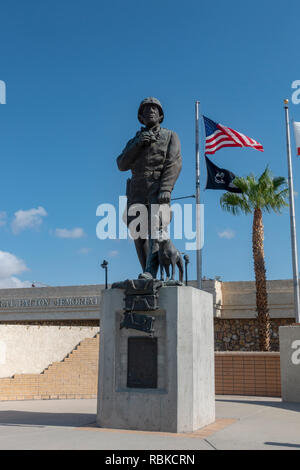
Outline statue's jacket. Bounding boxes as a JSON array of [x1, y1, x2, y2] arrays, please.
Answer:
[[117, 125, 182, 206]]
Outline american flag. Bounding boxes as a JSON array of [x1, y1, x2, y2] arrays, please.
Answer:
[[203, 116, 264, 155]]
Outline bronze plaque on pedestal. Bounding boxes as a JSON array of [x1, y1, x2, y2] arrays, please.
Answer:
[[127, 337, 157, 388]]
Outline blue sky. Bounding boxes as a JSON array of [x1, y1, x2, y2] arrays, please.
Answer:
[[0, 0, 300, 287]]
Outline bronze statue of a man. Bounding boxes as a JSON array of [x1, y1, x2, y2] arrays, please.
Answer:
[[117, 97, 182, 278]]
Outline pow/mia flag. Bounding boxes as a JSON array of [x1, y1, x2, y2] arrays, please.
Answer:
[[205, 156, 242, 193]]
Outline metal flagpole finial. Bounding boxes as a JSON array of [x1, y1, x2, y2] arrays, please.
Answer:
[[195, 100, 200, 118], [284, 99, 289, 106]]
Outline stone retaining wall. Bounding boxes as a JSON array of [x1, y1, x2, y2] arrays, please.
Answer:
[[214, 318, 294, 351]]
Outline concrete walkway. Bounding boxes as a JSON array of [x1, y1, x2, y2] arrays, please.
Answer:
[[0, 396, 299, 450]]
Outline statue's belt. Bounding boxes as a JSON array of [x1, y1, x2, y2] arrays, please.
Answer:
[[132, 170, 161, 180]]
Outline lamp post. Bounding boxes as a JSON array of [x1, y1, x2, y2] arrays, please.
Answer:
[[183, 254, 190, 286], [101, 260, 108, 289]]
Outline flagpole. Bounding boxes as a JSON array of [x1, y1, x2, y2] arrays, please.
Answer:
[[195, 100, 202, 289], [284, 99, 300, 323]]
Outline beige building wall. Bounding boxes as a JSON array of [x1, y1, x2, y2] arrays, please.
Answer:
[[0, 279, 297, 378], [220, 280, 296, 319], [0, 279, 296, 322], [0, 284, 101, 378]]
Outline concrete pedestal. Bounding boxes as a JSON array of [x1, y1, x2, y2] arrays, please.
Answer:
[[96, 286, 215, 432], [279, 325, 300, 402]]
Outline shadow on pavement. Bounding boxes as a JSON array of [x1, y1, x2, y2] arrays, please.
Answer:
[[265, 442, 300, 449], [0, 411, 96, 428], [216, 398, 300, 412]]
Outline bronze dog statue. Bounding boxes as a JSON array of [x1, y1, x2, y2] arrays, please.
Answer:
[[158, 234, 184, 282]]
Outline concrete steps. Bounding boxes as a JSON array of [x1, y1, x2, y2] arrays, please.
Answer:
[[0, 333, 100, 401]]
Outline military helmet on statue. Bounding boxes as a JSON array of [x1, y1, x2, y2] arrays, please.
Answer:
[[138, 97, 164, 124]]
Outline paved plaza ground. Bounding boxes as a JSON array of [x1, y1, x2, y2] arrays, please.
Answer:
[[0, 396, 299, 450]]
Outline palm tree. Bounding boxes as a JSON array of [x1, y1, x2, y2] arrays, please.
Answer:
[[220, 167, 289, 351]]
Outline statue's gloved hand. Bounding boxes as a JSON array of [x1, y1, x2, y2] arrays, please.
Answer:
[[158, 191, 171, 204], [137, 131, 152, 146], [137, 130, 158, 147]]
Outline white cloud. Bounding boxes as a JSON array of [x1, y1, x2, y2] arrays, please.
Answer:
[[0, 251, 28, 279], [11, 206, 47, 234], [0, 277, 32, 288], [108, 250, 119, 257], [0, 251, 31, 288], [0, 211, 7, 227], [218, 229, 235, 239], [55, 227, 85, 239], [78, 247, 91, 255]]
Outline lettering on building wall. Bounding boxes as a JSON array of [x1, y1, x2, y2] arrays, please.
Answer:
[[0, 296, 99, 310]]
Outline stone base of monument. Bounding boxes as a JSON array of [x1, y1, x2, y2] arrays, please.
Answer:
[[279, 324, 300, 402], [96, 285, 215, 433]]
